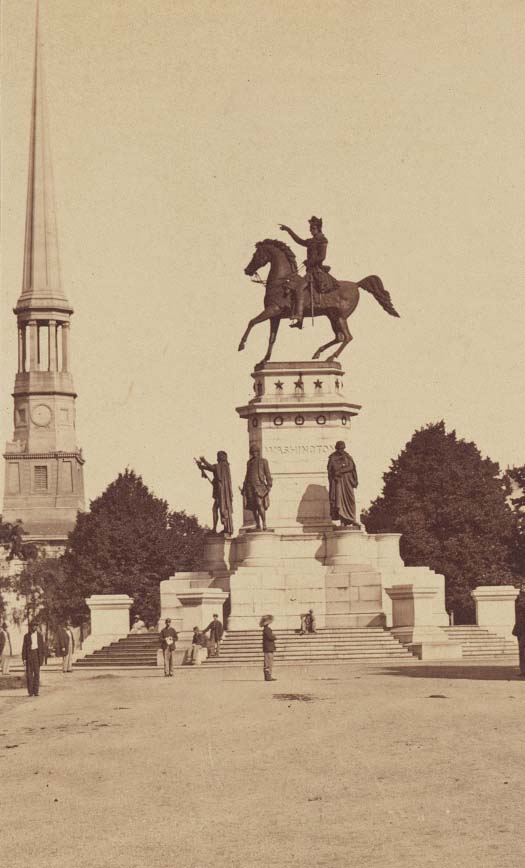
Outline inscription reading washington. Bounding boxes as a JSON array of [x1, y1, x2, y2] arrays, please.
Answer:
[[264, 443, 333, 455]]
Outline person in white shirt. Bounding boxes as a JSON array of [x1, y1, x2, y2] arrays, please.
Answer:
[[0, 622, 13, 675], [56, 621, 75, 672]]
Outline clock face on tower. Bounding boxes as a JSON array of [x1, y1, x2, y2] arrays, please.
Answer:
[[31, 403, 52, 427]]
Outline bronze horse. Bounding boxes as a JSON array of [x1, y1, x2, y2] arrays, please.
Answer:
[[238, 239, 399, 364]]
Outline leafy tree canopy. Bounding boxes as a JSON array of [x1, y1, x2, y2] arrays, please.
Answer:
[[362, 421, 516, 621], [506, 465, 525, 580], [61, 469, 206, 625]]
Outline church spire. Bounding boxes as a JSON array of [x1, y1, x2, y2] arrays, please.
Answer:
[[17, 1, 70, 313], [3, 1, 85, 544]]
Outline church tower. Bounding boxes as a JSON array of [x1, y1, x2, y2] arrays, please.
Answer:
[[2, 10, 85, 544]]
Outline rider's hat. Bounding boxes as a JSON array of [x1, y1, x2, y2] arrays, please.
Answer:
[[309, 215, 323, 229]]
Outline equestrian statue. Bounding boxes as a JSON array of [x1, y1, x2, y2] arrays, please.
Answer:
[[238, 216, 399, 364]]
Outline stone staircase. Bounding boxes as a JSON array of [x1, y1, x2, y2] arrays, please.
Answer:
[[442, 626, 517, 657], [75, 633, 160, 668], [204, 627, 414, 666]]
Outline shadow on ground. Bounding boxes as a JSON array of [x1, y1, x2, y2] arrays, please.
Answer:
[[380, 665, 524, 681]]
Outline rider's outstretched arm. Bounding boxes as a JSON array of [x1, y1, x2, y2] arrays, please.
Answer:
[[282, 226, 308, 246]]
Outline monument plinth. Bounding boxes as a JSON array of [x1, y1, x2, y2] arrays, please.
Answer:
[[236, 360, 360, 533], [162, 360, 451, 644]]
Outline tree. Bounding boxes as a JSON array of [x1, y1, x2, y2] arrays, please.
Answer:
[[15, 557, 69, 625], [507, 465, 525, 581], [62, 469, 206, 625], [362, 421, 516, 622]]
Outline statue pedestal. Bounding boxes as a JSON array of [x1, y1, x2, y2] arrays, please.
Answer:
[[236, 361, 360, 533], [161, 361, 451, 640], [385, 585, 462, 660]]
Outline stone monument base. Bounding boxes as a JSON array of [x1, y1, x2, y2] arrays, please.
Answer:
[[161, 528, 450, 638]]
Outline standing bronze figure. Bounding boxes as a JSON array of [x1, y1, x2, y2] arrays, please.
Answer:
[[327, 441, 360, 529], [242, 445, 272, 531], [238, 221, 399, 365], [196, 452, 234, 536]]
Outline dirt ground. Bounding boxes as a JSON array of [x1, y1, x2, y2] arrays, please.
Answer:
[[1, 659, 524, 868]]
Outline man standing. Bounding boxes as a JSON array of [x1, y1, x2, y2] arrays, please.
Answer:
[[0, 622, 13, 675], [512, 585, 525, 677], [260, 614, 277, 682], [56, 620, 75, 673], [242, 445, 272, 531], [203, 614, 224, 658], [22, 621, 45, 697], [159, 618, 178, 677], [327, 441, 360, 529]]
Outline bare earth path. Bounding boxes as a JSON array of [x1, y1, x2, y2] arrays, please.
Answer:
[[1, 660, 524, 868]]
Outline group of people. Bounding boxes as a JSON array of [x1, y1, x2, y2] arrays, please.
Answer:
[[11, 584, 525, 694], [159, 614, 225, 676], [19, 619, 76, 696]]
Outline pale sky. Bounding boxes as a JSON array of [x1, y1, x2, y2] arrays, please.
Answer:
[[1, 0, 524, 529]]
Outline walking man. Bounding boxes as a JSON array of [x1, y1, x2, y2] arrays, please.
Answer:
[[0, 622, 12, 675], [159, 618, 178, 677], [260, 614, 277, 682], [56, 620, 75, 672], [203, 614, 224, 657], [512, 584, 525, 677], [22, 621, 45, 697]]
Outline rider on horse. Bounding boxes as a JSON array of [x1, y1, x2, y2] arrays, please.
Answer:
[[279, 216, 339, 329]]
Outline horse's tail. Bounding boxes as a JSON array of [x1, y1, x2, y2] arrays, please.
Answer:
[[358, 275, 400, 318]]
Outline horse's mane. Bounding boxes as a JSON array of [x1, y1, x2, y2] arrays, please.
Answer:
[[259, 238, 297, 271]]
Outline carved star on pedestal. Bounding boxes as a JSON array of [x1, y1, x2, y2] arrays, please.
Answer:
[[274, 380, 284, 390], [314, 379, 323, 389], [294, 378, 304, 390]]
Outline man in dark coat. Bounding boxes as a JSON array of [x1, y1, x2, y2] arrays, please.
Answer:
[[242, 445, 272, 531], [327, 441, 360, 529], [159, 618, 178, 677], [260, 614, 277, 682], [22, 621, 45, 697], [203, 614, 224, 657], [512, 585, 525, 677], [56, 620, 75, 672]]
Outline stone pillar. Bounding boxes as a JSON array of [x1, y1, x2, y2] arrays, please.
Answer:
[[17, 327, 24, 373], [471, 585, 519, 640], [160, 581, 228, 644], [79, 594, 133, 656], [28, 319, 38, 371], [235, 361, 361, 534], [385, 584, 462, 660], [48, 320, 57, 371], [61, 321, 69, 372]]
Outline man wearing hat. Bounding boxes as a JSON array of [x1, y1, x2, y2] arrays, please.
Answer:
[[159, 618, 178, 676], [203, 613, 224, 658], [22, 621, 45, 697], [260, 615, 277, 682], [512, 585, 525, 677]]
